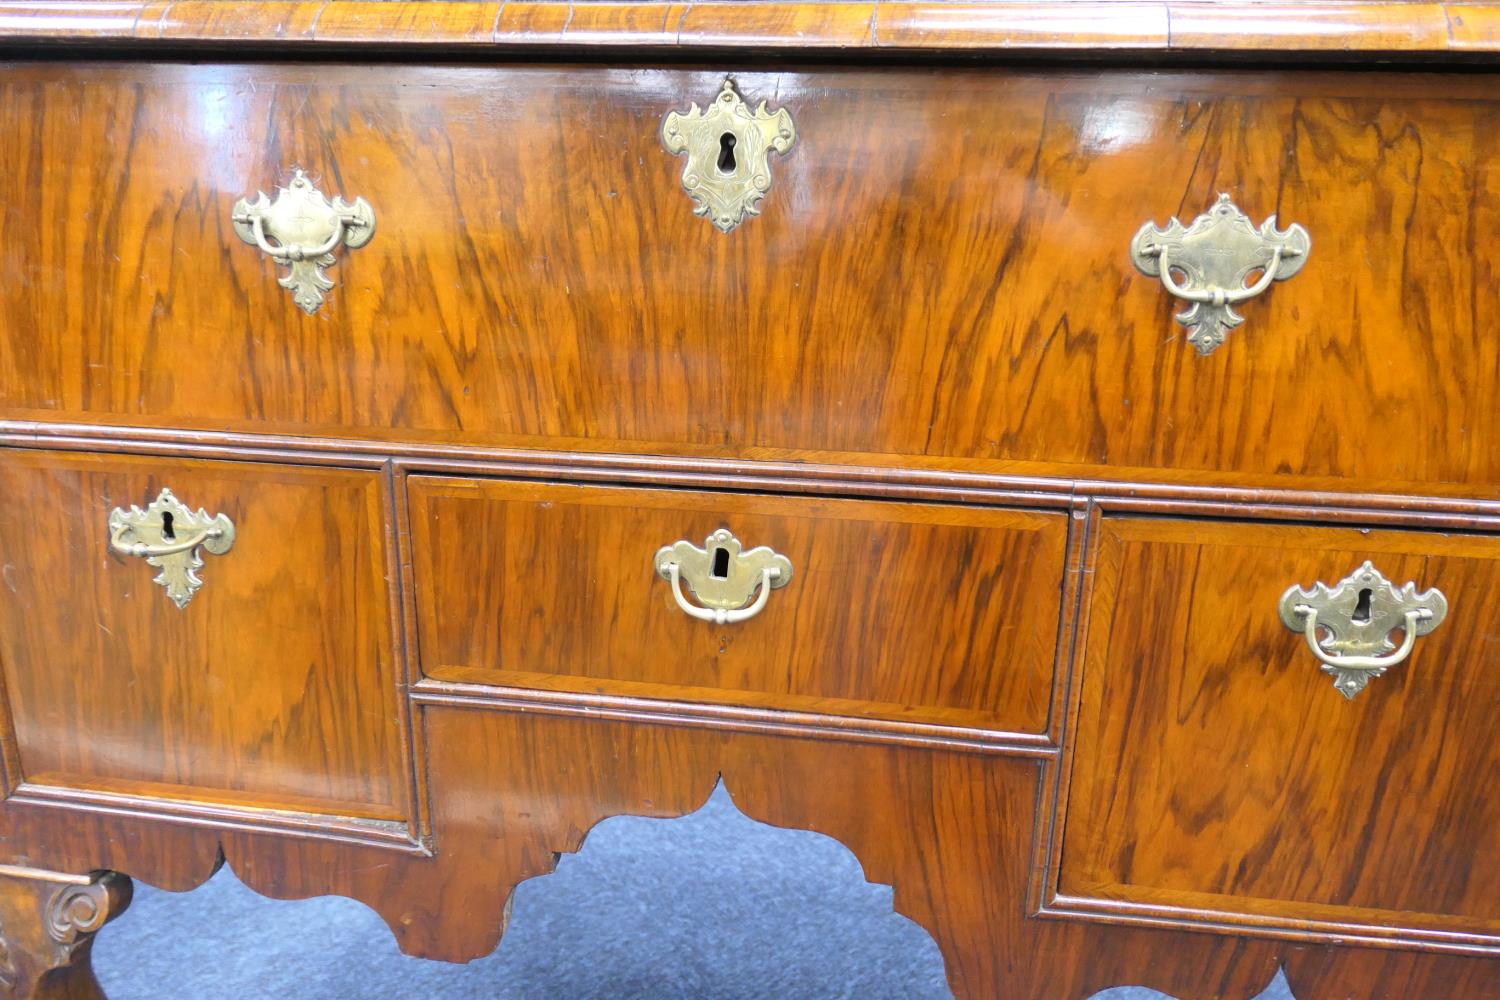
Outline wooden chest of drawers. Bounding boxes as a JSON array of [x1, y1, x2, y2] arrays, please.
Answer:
[[0, 3, 1498, 997]]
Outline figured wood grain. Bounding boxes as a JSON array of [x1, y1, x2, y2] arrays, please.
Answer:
[[1059, 516, 1500, 938], [0, 11, 1494, 992], [4, 707, 1498, 998], [408, 478, 1068, 736], [0, 1, 1498, 54], [0, 449, 406, 820], [16, 419, 1500, 516], [1, 64, 1497, 493]]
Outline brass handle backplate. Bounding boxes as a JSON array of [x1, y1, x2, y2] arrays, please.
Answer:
[[661, 79, 796, 233], [1279, 561, 1447, 700], [1131, 193, 1310, 355], [232, 169, 375, 315], [108, 488, 235, 609], [654, 529, 792, 624]]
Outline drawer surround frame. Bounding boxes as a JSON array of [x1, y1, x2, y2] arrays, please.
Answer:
[[0, 449, 431, 855], [4, 428, 1498, 910], [0, 425, 1496, 986], [0, 5, 1497, 992], [6, 62, 1500, 497], [405, 477, 1077, 745], [1035, 502, 1500, 959]]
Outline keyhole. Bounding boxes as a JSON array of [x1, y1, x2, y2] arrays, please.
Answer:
[[161, 511, 176, 540], [711, 546, 731, 580], [717, 132, 738, 173], [1352, 587, 1373, 624]]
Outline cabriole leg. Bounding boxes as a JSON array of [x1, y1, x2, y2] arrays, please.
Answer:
[[0, 867, 131, 999]]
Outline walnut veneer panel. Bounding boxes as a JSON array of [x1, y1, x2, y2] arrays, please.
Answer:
[[0, 450, 405, 820], [409, 478, 1067, 735], [1059, 516, 1500, 939], [5, 703, 1496, 999], [3, 63, 1499, 491], [10, 1, 1500, 54]]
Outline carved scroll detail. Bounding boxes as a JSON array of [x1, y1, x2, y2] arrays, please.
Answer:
[[0, 867, 131, 997]]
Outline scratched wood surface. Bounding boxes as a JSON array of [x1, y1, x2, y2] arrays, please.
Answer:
[[409, 477, 1069, 736], [0, 449, 407, 821], [1058, 516, 1500, 939], [0, 1, 1499, 55], [0, 63, 1497, 494]]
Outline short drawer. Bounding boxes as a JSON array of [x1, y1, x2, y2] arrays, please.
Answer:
[[408, 478, 1069, 736], [1058, 516, 1500, 943], [0, 450, 406, 821]]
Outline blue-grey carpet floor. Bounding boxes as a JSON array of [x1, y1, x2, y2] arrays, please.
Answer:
[[92, 784, 1298, 1000]]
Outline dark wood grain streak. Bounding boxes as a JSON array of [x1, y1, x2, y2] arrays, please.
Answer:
[[3, 707, 1498, 998], [409, 477, 1069, 737], [1055, 516, 1500, 948], [3, 65, 1500, 494], [0, 1, 1497, 56], [0, 450, 410, 824]]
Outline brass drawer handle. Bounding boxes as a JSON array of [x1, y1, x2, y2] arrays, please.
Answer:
[[108, 488, 236, 609], [1279, 561, 1447, 700], [654, 529, 792, 625], [1131, 194, 1310, 355], [232, 169, 375, 315], [661, 79, 796, 233]]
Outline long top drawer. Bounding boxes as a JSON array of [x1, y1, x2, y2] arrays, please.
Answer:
[[1, 63, 1495, 492]]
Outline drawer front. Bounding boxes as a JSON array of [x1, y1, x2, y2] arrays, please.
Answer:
[[409, 478, 1069, 735], [1, 63, 1497, 490], [0, 450, 405, 820], [1060, 516, 1500, 938]]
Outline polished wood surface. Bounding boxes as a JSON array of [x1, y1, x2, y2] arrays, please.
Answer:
[[2, 1, 1500, 55], [1057, 515, 1500, 943], [2, 63, 1498, 495], [0, 450, 407, 821], [2, 706, 1498, 998], [0, 8, 1497, 995], [409, 478, 1069, 737], [0, 867, 130, 1000]]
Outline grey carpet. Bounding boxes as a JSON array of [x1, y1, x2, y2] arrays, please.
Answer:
[[92, 784, 1297, 1000]]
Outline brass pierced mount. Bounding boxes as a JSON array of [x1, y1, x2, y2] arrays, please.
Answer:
[[661, 79, 796, 233], [1131, 193, 1310, 355], [108, 488, 236, 609], [1279, 561, 1447, 700], [232, 169, 375, 315], [654, 529, 792, 625]]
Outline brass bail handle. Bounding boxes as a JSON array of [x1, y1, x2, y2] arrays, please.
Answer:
[[654, 529, 793, 625], [107, 488, 236, 610], [1278, 561, 1447, 700], [231, 169, 376, 315], [1131, 193, 1310, 355]]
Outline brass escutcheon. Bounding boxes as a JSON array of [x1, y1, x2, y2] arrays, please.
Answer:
[[654, 529, 792, 625], [1279, 561, 1447, 700], [661, 79, 796, 233], [108, 488, 235, 609]]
